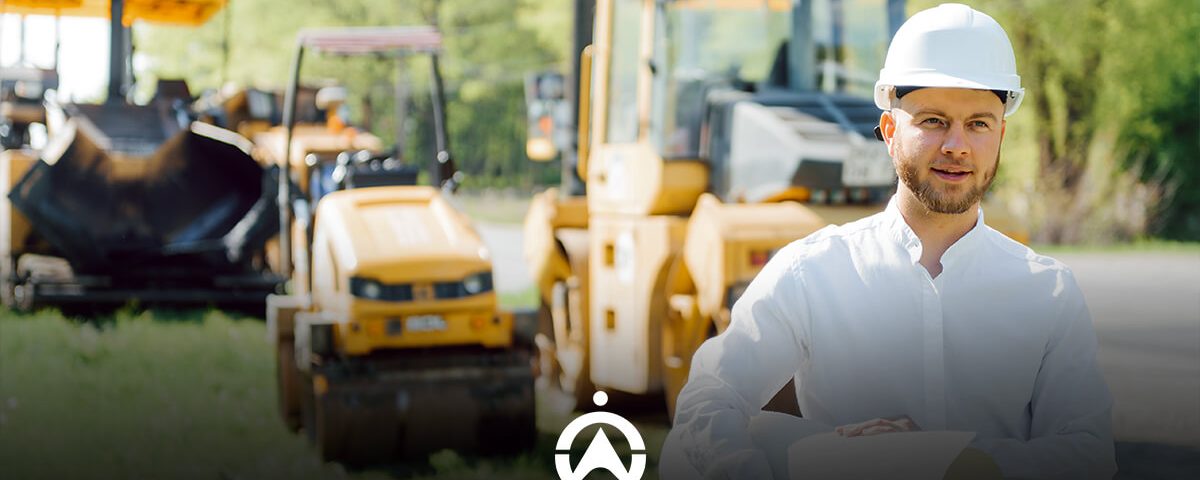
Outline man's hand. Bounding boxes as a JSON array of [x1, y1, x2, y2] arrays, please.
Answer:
[[835, 416, 921, 437]]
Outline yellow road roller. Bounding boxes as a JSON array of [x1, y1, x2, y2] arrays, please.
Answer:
[[265, 27, 535, 464]]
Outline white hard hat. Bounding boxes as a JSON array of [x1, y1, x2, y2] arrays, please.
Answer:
[[874, 3, 1024, 117]]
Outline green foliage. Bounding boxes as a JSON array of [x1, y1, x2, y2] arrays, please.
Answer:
[[911, 0, 1200, 242], [135, 0, 572, 190], [1097, 1, 1200, 240]]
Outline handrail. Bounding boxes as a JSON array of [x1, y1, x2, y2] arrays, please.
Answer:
[[575, 45, 594, 182]]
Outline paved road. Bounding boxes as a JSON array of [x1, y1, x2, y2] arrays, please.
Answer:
[[1054, 251, 1200, 448], [477, 222, 532, 294], [479, 221, 1200, 473]]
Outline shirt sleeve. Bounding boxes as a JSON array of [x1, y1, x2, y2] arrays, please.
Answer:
[[669, 245, 810, 478], [972, 268, 1117, 479]]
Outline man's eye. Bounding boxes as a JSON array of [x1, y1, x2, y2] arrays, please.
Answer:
[[970, 120, 991, 129], [921, 118, 945, 126]]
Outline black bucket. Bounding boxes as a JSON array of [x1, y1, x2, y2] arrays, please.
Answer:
[[9, 120, 278, 277]]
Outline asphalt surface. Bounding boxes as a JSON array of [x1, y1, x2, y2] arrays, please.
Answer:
[[477, 222, 1200, 475], [1053, 252, 1200, 447], [477, 222, 532, 294]]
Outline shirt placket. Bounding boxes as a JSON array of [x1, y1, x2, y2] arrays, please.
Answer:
[[921, 270, 947, 430]]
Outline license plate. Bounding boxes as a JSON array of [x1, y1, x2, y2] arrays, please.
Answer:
[[406, 314, 447, 332], [842, 141, 895, 187]]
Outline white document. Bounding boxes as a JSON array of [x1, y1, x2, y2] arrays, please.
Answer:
[[748, 412, 975, 480]]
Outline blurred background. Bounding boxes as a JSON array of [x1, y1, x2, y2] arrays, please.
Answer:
[[3, 0, 1195, 243], [0, 0, 1196, 479]]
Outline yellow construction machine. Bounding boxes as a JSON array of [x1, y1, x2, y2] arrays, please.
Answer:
[[264, 27, 536, 464], [525, 0, 1024, 417]]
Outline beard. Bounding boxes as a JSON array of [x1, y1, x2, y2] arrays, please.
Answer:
[[897, 152, 999, 215]]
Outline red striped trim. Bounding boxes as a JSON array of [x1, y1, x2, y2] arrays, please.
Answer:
[[299, 26, 442, 54]]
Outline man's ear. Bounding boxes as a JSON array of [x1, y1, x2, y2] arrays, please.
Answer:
[[1000, 119, 1007, 141], [879, 111, 897, 155]]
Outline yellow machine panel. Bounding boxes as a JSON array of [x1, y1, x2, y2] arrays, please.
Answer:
[[586, 143, 709, 216], [336, 307, 513, 355], [684, 194, 828, 319], [0, 0, 227, 26], [523, 189, 588, 305], [305, 186, 504, 355], [588, 214, 687, 394], [1, 150, 37, 260], [314, 186, 488, 275]]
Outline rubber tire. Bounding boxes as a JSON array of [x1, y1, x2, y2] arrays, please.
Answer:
[[313, 392, 347, 463], [299, 377, 348, 463], [663, 320, 716, 420]]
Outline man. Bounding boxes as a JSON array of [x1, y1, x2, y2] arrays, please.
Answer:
[[664, 3, 1116, 479]]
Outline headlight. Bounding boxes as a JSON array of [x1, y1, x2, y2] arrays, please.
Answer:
[[350, 277, 413, 301], [350, 277, 384, 299], [462, 271, 493, 295]]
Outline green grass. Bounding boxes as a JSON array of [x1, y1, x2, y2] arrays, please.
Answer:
[[0, 308, 358, 480], [0, 308, 670, 479], [452, 190, 532, 225], [498, 286, 539, 311]]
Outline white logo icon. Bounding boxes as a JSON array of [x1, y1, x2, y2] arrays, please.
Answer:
[[555, 391, 646, 480]]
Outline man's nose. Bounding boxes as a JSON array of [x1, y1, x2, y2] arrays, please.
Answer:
[[941, 125, 970, 159]]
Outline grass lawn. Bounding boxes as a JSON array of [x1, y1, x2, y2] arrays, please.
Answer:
[[0, 309, 361, 480], [498, 286, 539, 311], [0, 308, 669, 479], [451, 190, 533, 226]]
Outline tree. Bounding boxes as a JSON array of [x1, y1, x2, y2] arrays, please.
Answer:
[[135, 0, 572, 190], [911, 0, 1199, 242]]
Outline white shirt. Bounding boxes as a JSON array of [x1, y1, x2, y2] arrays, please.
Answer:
[[670, 198, 1116, 479]]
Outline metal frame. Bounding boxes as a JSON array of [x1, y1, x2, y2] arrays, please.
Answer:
[[278, 26, 451, 278]]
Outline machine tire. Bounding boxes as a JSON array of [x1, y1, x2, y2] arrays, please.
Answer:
[[480, 409, 537, 455], [277, 339, 302, 432], [313, 392, 348, 463], [478, 352, 538, 456], [300, 375, 350, 463]]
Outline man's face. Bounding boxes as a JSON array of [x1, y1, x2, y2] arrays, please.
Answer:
[[880, 88, 1006, 215]]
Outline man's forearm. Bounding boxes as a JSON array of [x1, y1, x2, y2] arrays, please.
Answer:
[[672, 374, 774, 478]]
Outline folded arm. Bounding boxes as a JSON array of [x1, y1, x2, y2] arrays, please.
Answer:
[[671, 251, 809, 478], [973, 270, 1116, 479]]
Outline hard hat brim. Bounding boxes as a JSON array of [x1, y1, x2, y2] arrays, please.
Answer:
[[875, 72, 1024, 116]]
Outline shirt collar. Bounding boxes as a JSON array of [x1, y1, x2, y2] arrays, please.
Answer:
[[883, 195, 987, 268]]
